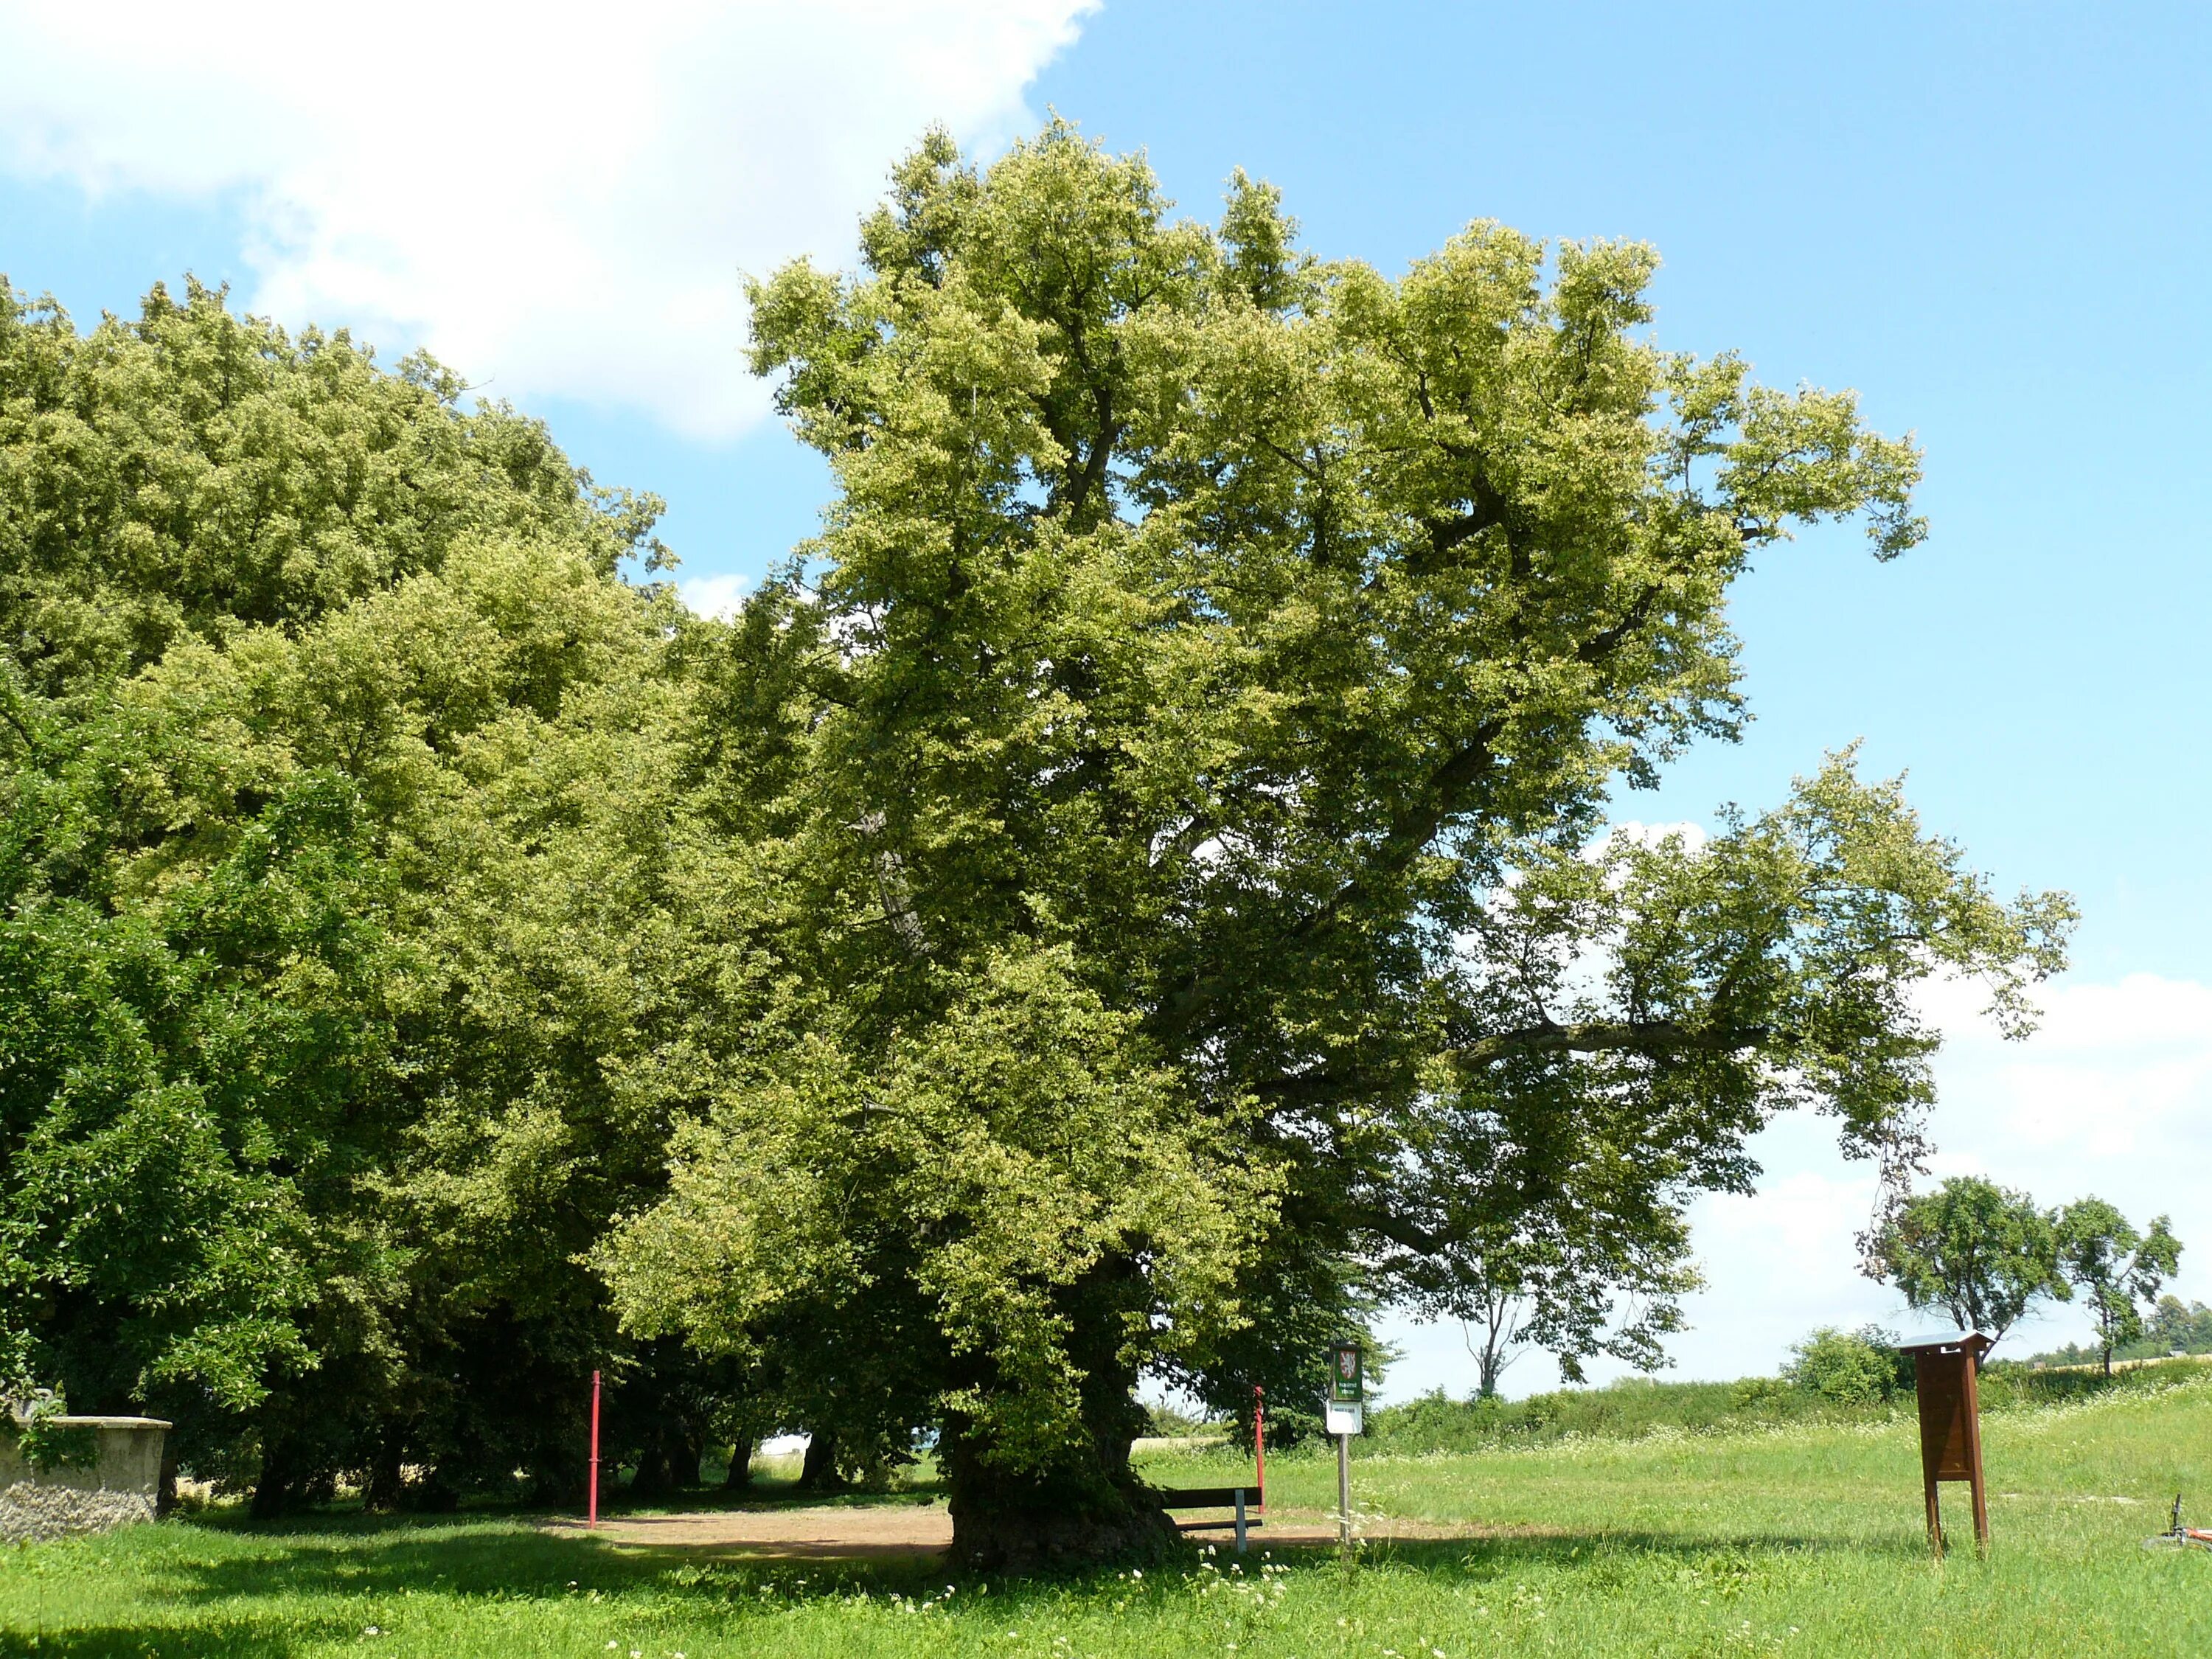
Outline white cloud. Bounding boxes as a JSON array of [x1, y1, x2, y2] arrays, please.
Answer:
[[0, 1, 1096, 437], [678, 571, 751, 622], [1380, 970, 2212, 1401]]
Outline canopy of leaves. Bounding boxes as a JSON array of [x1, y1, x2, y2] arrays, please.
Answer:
[[0, 277, 689, 1498], [1865, 1176, 2069, 1343], [602, 122, 2073, 1561], [2056, 1197, 2182, 1373], [0, 129, 2080, 1559]]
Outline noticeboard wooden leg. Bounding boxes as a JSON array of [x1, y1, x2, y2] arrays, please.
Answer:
[[1924, 1476, 1944, 1559], [1969, 1474, 1990, 1556]]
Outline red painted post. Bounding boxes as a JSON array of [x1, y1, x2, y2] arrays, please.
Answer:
[[1253, 1384, 1265, 1512], [588, 1369, 601, 1528]]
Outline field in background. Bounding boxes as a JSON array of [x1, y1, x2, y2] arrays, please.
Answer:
[[1347, 1353, 2212, 1454], [5, 1374, 2211, 1657]]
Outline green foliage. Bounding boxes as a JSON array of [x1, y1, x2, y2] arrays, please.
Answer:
[[0, 275, 664, 698], [600, 946, 1272, 1484], [1864, 1175, 2067, 1344], [2, 1391, 97, 1472], [1782, 1325, 1910, 1404], [2056, 1197, 2183, 1374], [2149, 1295, 2212, 1354], [1358, 1354, 2211, 1455], [0, 122, 2079, 1562], [608, 119, 2070, 1559], [1141, 1401, 1220, 1439], [0, 276, 684, 1503]]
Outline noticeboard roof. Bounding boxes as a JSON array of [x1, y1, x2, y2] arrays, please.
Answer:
[[1896, 1330, 1995, 1357]]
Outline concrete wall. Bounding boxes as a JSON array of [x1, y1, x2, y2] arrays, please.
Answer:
[[0, 1418, 170, 1543]]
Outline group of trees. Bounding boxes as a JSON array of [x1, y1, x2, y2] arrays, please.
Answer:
[[2, 123, 2076, 1565], [1865, 1177, 2182, 1372]]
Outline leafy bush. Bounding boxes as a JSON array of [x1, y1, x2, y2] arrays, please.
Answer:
[[1143, 1402, 1221, 1438], [1784, 1326, 1910, 1405], [1731, 1376, 1794, 1409], [1354, 1355, 2212, 1456], [3, 1389, 98, 1472]]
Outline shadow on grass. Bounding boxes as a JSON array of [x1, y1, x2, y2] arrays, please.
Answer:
[[151, 1511, 954, 1609], [0, 1617, 338, 1658], [143, 1503, 1938, 1620]]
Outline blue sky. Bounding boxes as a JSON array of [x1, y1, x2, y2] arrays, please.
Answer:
[[6, 0, 2208, 1395]]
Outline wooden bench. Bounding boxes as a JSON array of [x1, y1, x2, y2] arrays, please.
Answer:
[[1158, 1485, 1262, 1553]]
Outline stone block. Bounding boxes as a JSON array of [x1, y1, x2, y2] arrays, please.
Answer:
[[0, 1418, 172, 1543]]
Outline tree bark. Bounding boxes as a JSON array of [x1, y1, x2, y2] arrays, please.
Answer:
[[363, 1433, 406, 1513], [248, 1437, 300, 1520], [942, 1430, 1177, 1571], [797, 1430, 843, 1493], [629, 1430, 675, 1502], [667, 1423, 703, 1490], [723, 1433, 754, 1491], [942, 1356, 1177, 1571]]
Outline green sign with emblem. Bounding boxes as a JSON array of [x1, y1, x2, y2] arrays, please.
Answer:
[[1329, 1340, 1363, 1404]]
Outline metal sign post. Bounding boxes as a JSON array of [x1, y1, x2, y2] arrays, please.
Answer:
[[1326, 1340, 1364, 1553], [588, 1369, 602, 1528], [1253, 1384, 1265, 1511]]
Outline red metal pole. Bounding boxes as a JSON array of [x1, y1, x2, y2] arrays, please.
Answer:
[[1253, 1384, 1265, 1512], [588, 1369, 601, 1528]]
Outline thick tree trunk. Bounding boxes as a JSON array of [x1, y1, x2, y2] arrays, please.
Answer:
[[723, 1433, 755, 1491], [667, 1424, 703, 1490], [797, 1430, 843, 1492], [629, 1435, 675, 1501], [249, 1438, 300, 1520], [363, 1439, 406, 1512], [943, 1440, 1176, 1571], [942, 1359, 1176, 1571]]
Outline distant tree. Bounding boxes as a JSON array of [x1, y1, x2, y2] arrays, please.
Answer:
[[2149, 1295, 2212, 1355], [1406, 1176, 1700, 1399], [1864, 1177, 2067, 1346], [2056, 1199, 2182, 1375]]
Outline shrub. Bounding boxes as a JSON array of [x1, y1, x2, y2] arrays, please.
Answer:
[[1784, 1326, 1908, 1404]]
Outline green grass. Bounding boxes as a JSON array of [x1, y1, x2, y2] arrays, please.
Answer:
[[7, 1375, 2212, 1657], [1357, 1354, 2212, 1453]]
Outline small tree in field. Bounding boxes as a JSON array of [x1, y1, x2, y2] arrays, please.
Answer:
[[1864, 1177, 2067, 1346], [2057, 1199, 2182, 1375]]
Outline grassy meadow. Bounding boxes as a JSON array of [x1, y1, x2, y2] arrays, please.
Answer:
[[7, 1371, 2211, 1658]]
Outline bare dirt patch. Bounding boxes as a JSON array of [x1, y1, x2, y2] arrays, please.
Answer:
[[546, 1502, 954, 1559], [543, 1503, 1523, 1560]]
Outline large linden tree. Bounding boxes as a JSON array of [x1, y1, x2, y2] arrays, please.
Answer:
[[601, 125, 2072, 1568]]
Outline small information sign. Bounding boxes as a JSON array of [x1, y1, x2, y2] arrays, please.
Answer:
[[1329, 1340, 1364, 1404], [1324, 1401, 1364, 1436]]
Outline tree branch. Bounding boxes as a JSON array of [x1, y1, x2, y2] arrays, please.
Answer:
[[1453, 1019, 1770, 1068]]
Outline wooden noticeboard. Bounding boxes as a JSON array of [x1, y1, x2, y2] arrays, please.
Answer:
[[1899, 1332, 1994, 1557]]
